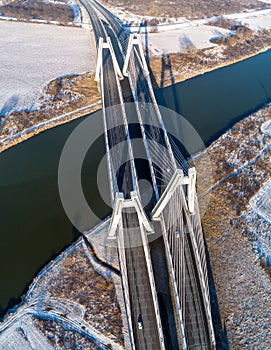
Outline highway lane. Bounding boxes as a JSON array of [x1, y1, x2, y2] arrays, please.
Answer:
[[80, 0, 107, 44], [183, 231, 211, 349], [122, 210, 162, 350], [89, 0, 129, 54], [165, 210, 211, 349]]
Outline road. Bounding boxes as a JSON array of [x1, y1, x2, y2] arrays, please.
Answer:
[[84, 1, 215, 349], [122, 210, 162, 349], [183, 229, 211, 348]]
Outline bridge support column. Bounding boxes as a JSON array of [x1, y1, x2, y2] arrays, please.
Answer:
[[95, 37, 124, 82], [152, 168, 196, 219], [108, 191, 153, 239], [95, 37, 104, 82], [188, 168, 196, 214], [123, 34, 149, 77], [108, 192, 124, 239]]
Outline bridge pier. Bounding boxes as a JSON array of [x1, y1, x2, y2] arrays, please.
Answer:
[[152, 168, 196, 218], [123, 34, 149, 77], [95, 37, 124, 82], [108, 191, 153, 239]]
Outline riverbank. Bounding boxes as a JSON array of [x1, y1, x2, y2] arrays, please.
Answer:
[[1, 42, 271, 154], [0, 0, 79, 24], [200, 103, 271, 348], [0, 232, 125, 349], [149, 34, 271, 87], [0, 72, 101, 153], [0, 101, 102, 153]]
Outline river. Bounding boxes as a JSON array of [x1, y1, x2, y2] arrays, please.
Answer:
[[1, 49, 271, 316]]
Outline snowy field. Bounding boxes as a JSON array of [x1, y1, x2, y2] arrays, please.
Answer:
[[0, 315, 54, 350], [225, 9, 271, 30], [143, 25, 231, 55], [110, 5, 271, 55], [0, 21, 95, 115], [0, 235, 124, 350]]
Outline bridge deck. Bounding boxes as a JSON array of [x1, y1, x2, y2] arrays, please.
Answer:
[[81, 1, 216, 349], [122, 210, 162, 350]]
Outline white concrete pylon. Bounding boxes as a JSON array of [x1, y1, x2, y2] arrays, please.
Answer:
[[108, 192, 124, 238], [106, 36, 124, 80], [108, 191, 153, 239], [152, 168, 197, 219], [95, 36, 124, 82], [95, 37, 104, 82], [188, 168, 196, 214], [123, 33, 149, 77], [129, 191, 153, 233]]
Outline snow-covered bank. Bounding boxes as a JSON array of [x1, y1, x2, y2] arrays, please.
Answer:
[[0, 101, 101, 153], [243, 179, 271, 264], [143, 25, 231, 55], [0, 233, 124, 349], [225, 8, 271, 30], [0, 21, 95, 116], [108, 4, 271, 55], [261, 120, 271, 136], [67, 0, 82, 24], [201, 102, 271, 348]]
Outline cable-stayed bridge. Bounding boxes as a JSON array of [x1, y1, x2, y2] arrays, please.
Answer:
[[80, 0, 216, 349]]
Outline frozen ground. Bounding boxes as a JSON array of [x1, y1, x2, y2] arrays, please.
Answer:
[[143, 25, 231, 55], [109, 5, 271, 55], [241, 117, 271, 264], [202, 105, 271, 348], [225, 8, 271, 30], [0, 315, 54, 350], [0, 233, 124, 350], [0, 21, 95, 115]]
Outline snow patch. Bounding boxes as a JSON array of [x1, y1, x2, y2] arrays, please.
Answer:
[[225, 9, 271, 31], [142, 25, 231, 56], [261, 120, 271, 136], [67, 0, 82, 24], [250, 180, 271, 224]]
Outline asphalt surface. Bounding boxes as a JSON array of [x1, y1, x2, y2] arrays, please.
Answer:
[[122, 210, 162, 350], [182, 230, 211, 349]]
